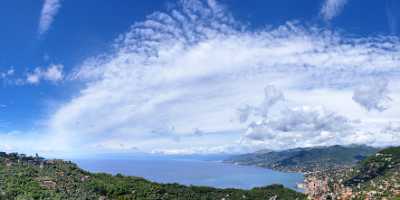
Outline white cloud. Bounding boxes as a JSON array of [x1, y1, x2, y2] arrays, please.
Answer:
[[321, 0, 348, 21], [352, 78, 392, 112], [257, 85, 285, 118], [242, 105, 354, 149], [0, 67, 16, 84], [43, 64, 64, 81], [0, 64, 64, 86], [239, 87, 400, 150], [383, 121, 400, 133], [238, 86, 353, 149], [38, 0, 61, 36], [26, 73, 40, 84], [237, 85, 284, 123], [0, 131, 67, 156], [40, 0, 400, 153], [26, 64, 64, 84], [237, 105, 254, 123], [1, 68, 14, 78]]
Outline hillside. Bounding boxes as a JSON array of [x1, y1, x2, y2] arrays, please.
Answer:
[[0, 152, 306, 200], [225, 145, 379, 172], [304, 146, 400, 199], [344, 146, 400, 198]]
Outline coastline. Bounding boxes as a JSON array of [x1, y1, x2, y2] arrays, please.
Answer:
[[74, 157, 305, 192]]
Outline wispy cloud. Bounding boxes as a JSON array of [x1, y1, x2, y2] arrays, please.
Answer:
[[386, 0, 399, 35], [41, 0, 400, 154], [38, 0, 62, 36], [320, 0, 348, 21]]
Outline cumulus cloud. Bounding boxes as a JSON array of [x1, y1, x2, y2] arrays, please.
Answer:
[[321, 0, 348, 21], [237, 85, 284, 123], [26, 64, 64, 84], [42, 0, 400, 153], [352, 79, 392, 112], [258, 85, 285, 117], [243, 105, 353, 149], [238, 86, 354, 149], [345, 120, 400, 147], [38, 0, 62, 36]]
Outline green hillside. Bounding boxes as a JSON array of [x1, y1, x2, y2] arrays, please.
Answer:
[[226, 145, 379, 172], [304, 146, 400, 199], [343, 146, 400, 198], [0, 152, 306, 200]]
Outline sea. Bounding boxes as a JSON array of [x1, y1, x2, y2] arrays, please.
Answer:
[[74, 156, 304, 192]]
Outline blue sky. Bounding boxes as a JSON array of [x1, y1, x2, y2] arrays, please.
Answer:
[[1, 0, 400, 157]]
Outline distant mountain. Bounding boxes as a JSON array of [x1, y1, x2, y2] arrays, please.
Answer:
[[72, 152, 234, 162], [0, 152, 306, 200], [225, 145, 380, 172], [305, 146, 400, 199]]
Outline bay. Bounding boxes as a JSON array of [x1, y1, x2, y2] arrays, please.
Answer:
[[75, 158, 304, 191]]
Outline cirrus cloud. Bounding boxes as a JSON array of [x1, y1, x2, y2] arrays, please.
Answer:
[[321, 0, 348, 21], [40, 0, 400, 154], [38, 0, 62, 36]]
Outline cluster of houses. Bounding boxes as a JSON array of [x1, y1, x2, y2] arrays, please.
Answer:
[[0, 152, 45, 166]]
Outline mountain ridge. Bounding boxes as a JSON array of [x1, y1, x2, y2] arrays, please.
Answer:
[[225, 145, 380, 172]]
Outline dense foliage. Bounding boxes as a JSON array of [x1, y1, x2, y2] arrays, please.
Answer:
[[342, 146, 400, 198], [304, 146, 400, 199], [225, 145, 379, 172], [0, 152, 306, 200]]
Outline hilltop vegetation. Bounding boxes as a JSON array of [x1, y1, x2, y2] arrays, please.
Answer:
[[0, 152, 306, 200], [225, 145, 379, 172], [305, 146, 400, 199], [344, 146, 400, 198]]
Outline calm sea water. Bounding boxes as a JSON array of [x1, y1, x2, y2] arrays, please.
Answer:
[[74, 158, 304, 191]]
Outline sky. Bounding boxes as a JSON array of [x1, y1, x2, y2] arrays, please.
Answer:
[[1, 0, 400, 157]]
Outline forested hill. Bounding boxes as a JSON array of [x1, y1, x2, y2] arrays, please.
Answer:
[[0, 152, 306, 200], [344, 146, 400, 194], [304, 146, 400, 199], [225, 145, 380, 172]]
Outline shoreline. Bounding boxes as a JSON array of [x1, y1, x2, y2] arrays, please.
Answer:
[[74, 157, 305, 192]]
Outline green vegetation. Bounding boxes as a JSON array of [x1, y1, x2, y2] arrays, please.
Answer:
[[225, 145, 379, 172], [304, 146, 400, 200], [0, 152, 306, 200], [342, 146, 400, 199]]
